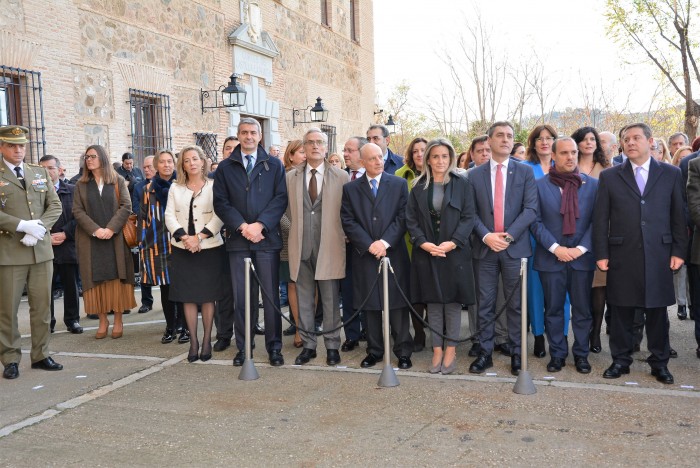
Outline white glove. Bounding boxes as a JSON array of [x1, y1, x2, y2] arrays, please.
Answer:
[[20, 234, 39, 247], [17, 220, 46, 239]]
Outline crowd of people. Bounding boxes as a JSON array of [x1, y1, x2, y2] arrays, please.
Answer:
[[2, 119, 700, 385]]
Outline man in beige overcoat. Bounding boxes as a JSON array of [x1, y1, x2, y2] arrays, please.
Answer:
[[287, 128, 349, 366]]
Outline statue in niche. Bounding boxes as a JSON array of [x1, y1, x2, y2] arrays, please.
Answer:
[[242, 0, 262, 43]]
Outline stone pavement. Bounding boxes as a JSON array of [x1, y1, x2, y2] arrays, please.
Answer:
[[1, 289, 699, 466]]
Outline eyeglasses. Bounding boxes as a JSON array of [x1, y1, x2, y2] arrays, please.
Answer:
[[536, 137, 554, 143], [304, 140, 325, 146], [84, 154, 99, 160]]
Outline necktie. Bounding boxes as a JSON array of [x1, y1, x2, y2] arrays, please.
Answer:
[[635, 166, 645, 195], [370, 178, 378, 197], [14, 166, 26, 190], [494, 164, 504, 232], [351, 170, 358, 181], [309, 169, 318, 203], [245, 155, 253, 175]]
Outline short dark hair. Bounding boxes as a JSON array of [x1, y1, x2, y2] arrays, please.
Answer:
[[551, 137, 576, 154], [668, 132, 689, 144], [487, 121, 515, 137], [469, 135, 488, 154], [367, 124, 389, 138], [622, 123, 652, 139], [40, 154, 60, 167], [121, 152, 134, 161], [223, 136, 238, 146]]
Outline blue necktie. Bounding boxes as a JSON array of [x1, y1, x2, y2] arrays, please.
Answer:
[[245, 155, 253, 175], [635, 166, 645, 195], [370, 179, 378, 197]]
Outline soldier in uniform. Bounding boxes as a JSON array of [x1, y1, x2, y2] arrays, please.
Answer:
[[0, 126, 63, 380]]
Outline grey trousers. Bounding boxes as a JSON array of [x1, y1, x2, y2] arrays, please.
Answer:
[[427, 303, 462, 347], [296, 256, 341, 350]]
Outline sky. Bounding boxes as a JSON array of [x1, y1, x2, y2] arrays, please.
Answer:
[[373, 0, 668, 122]]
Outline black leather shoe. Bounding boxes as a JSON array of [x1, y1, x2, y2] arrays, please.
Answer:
[[122, 309, 131, 315], [177, 329, 191, 344], [574, 356, 591, 374], [50, 318, 56, 333], [269, 350, 284, 366], [31, 357, 63, 371], [633, 343, 641, 352], [398, 356, 412, 369], [603, 363, 630, 379], [86, 314, 99, 320], [651, 366, 674, 384], [359, 330, 368, 342], [3, 363, 19, 379], [187, 353, 199, 363], [233, 350, 247, 367], [496, 342, 512, 356], [283, 324, 297, 336], [161, 329, 176, 344], [361, 354, 379, 368], [213, 338, 231, 352], [511, 354, 522, 376], [670, 348, 678, 358], [67, 322, 84, 334], [468, 342, 481, 357], [327, 349, 341, 366], [254, 324, 265, 335], [295, 348, 317, 365], [138, 304, 152, 314], [341, 339, 359, 352], [547, 357, 566, 372], [469, 354, 493, 374], [533, 335, 546, 358], [677, 305, 687, 320]]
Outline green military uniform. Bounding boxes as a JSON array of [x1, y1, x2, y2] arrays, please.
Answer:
[[0, 126, 62, 368]]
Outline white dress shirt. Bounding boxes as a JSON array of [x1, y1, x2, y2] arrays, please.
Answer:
[[305, 161, 325, 194]]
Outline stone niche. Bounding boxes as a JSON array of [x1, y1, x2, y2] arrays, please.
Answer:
[[0, 0, 25, 31], [73, 66, 114, 119], [84, 124, 109, 149]]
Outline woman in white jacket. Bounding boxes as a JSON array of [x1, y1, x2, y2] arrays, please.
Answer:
[[165, 145, 224, 362]]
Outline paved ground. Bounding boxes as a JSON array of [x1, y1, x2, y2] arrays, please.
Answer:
[[1, 289, 699, 466]]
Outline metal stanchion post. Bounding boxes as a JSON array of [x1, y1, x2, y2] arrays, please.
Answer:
[[377, 257, 399, 387], [513, 257, 536, 394], [239, 258, 259, 381]]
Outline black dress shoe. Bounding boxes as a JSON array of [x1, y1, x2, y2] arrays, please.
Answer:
[[533, 335, 546, 358], [67, 322, 84, 334], [122, 309, 131, 315], [314, 324, 323, 333], [86, 314, 99, 320], [574, 356, 591, 374], [295, 348, 317, 365], [31, 357, 63, 371], [651, 366, 674, 384], [187, 353, 199, 363], [359, 330, 368, 342], [469, 354, 493, 374], [341, 339, 359, 352], [511, 354, 522, 376], [590, 344, 602, 354], [361, 354, 379, 368], [398, 356, 412, 369], [177, 329, 191, 344], [138, 304, 152, 314], [269, 350, 284, 366], [327, 349, 341, 366], [546, 356, 566, 372], [496, 342, 512, 356], [161, 329, 176, 344], [468, 342, 482, 357], [213, 338, 231, 352], [677, 305, 687, 320], [233, 350, 246, 366], [254, 324, 265, 335], [3, 363, 19, 379], [670, 348, 678, 358], [283, 324, 297, 336], [603, 363, 630, 379], [50, 318, 56, 334]]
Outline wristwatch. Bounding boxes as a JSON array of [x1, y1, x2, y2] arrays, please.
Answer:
[[196, 234, 203, 243]]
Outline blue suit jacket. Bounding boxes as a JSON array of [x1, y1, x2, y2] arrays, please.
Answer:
[[531, 174, 598, 272], [470, 158, 538, 259], [383, 148, 404, 175]]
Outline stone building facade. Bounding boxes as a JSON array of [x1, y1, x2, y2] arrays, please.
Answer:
[[0, 0, 375, 173]]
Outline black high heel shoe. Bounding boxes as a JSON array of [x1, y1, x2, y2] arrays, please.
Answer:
[[200, 345, 212, 362], [187, 352, 199, 363]]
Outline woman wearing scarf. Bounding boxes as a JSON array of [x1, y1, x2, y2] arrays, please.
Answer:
[[530, 137, 598, 374]]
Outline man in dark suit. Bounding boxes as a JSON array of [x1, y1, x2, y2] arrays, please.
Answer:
[[366, 124, 403, 175], [683, 155, 700, 359], [531, 138, 598, 374], [39, 155, 82, 334], [468, 121, 538, 376], [593, 123, 687, 384], [116, 152, 145, 197], [213, 117, 288, 367], [341, 142, 413, 369]]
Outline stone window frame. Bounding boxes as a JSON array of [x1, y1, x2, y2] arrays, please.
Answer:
[[0, 65, 46, 164], [350, 0, 359, 43], [321, 0, 332, 29], [128, 89, 173, 167]]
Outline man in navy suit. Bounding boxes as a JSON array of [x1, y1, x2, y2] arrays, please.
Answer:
[[340, 143, 413, 369], [531, 138, 598, 374], [366, 124, 404, 175], [468, 121, 538, 376], [593, 123, 687, 384]]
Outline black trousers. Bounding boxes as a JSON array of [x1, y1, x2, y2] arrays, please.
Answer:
[[151, 284, 183, 331], [215, 253, 236, 340], [609, 305, 669, 368], [50, 263, 80, 326], [365, 308, 412, 359]]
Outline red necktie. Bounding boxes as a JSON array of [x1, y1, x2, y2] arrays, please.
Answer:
[[494, 164, 504, 232], [351, 170, 358, 181]]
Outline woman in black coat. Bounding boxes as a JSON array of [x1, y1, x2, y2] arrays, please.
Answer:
[[406, 138, 476, 374]]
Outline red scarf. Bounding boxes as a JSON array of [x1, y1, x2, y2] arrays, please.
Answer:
[[548, 167, 582, 236]]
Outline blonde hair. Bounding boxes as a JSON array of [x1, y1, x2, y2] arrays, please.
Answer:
[[413, 138, 457, 189], [176, 145, 209, 184]]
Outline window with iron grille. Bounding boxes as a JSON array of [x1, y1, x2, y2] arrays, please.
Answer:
[[194, 132, 219, 161], [0, 65, 46, 164], [129, 89, 172, 166], [320, 124, 336, 154]]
